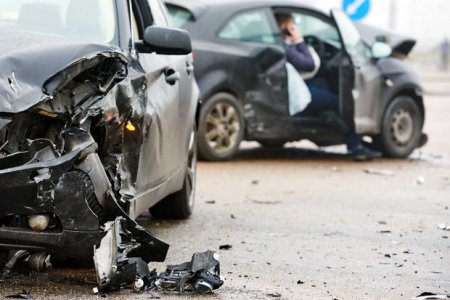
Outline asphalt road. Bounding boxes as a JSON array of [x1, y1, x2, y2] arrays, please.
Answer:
[[0, 72, 449, 299]]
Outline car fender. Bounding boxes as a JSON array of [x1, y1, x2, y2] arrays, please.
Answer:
[[196, 69, 241, 103], [376, 74, 424, 133]]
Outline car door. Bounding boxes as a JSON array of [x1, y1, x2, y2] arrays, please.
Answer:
[[217, 8, 289, 117], [132, 0, 184, 192], [331, 9, 384, 133]]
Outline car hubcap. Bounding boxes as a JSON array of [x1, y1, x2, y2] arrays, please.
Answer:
[[391, 108, 414, 145], [186, 129, 197, 209], [205, 102, 240, 154]]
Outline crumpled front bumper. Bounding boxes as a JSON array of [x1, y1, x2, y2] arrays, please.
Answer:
[[0, 144, 104, 258]]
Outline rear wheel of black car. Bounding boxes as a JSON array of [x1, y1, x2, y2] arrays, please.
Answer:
[[150, 128, 197, 219], [198, 93, 244, 161], [379, 96, 423, 158]]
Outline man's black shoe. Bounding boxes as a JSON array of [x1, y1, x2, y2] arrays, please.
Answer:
[[350, 146, 382, 162]]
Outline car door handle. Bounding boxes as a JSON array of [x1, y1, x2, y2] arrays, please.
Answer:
[[165, 69, 180, 85], [186, 64, 194, 75]]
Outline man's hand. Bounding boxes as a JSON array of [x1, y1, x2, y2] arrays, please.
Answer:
[[284, 22, 303, 44]]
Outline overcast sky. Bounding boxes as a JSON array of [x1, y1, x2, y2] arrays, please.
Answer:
[[312, 0, 450, 51]]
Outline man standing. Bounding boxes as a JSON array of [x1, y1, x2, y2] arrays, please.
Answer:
[[276, 13, 381, 161], [441, 38, 449, 71]]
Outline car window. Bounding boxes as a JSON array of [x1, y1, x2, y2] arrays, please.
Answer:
[[291, 12, 340, 43], [332, 9, 370, 59], [147, 0, 168, 27], [219, 9, 277, 44], [166, 4, 194, 28], [0, 0, 116, 44]]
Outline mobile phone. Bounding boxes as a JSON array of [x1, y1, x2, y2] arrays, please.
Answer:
[[282, 28, 291, 37]]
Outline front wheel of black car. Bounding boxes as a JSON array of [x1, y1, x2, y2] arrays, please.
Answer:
[[198, 93, 244, 161], [379, 96, 423, 158], [150, 128, 197, 219]]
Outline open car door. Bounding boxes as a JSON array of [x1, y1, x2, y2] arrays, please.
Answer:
[[331, 9, 384, 133]]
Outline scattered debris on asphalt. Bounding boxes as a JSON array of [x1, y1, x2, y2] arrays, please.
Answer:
[[251, 180, 259, 185], [364, 168, 395, 176], [231, 214, 236, 219], [250, 199, 282, 205], [5, 290, 33, 299], [297, 280, 305, 284], [91, 217, 223, 294], [206, 200, 216, 204], [413, 292, 450, 300], [267, 292, 282, 298], [378, 230, 392, 234], [415, 176, 426, 185], [219, 245, 233, 250], [438, 224, 450, 231], [93, 247, 223, 294]]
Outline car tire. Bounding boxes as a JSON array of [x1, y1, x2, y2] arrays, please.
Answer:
[[198, 93, 244, 161], [379, 95, 423, 158], [150, 127, 197, 219]]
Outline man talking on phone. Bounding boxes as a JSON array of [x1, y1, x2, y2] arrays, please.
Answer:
[[276, 12, 381, 161]]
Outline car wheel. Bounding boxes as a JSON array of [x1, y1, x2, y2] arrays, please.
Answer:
[[379, 95, 423, 158], [198, 93, 244, 161], [150, 127, 197, 219]]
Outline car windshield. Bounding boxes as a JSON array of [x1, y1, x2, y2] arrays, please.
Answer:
[[0, 0, 116, 43]]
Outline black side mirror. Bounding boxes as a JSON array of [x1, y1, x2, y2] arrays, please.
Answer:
[[136, 26, 192, 55]]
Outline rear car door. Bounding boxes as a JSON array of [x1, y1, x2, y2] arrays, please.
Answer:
[[331, 9, 384, 133]]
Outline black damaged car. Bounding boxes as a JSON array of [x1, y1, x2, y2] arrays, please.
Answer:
[[166, 0, 427, 161], [0, 0, 199, 284]]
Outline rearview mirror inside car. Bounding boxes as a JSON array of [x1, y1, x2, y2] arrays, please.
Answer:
[[136, 26, 192, 55], [371, 41, 392, 59]]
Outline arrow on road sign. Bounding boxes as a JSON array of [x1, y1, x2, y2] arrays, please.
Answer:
[[342, 0, 371, 21]]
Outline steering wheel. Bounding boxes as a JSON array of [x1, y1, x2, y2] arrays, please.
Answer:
[[304, 35, 326, 58]]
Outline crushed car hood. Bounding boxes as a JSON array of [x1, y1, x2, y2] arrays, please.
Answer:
[[355, 23, 416, 56], [0, 29, 128, 114]]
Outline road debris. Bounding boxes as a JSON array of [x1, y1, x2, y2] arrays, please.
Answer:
[[267, 292, 282, 298], [413, 292, 450, 299], [250, 199, 282, 205], [206, 200, 216, 204], [93, 232, 223, 294], [5, 290, 33, 299], [438, 224, 450, 231], [415, 176, 426, 185], [364, 168, 395, 177], [219, 245, 233, 250]]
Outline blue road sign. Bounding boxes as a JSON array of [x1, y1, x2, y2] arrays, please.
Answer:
[[342, 0, 371, 21]]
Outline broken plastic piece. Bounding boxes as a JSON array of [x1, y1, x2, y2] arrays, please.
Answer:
[[5, 290, 33, 299], [158, 250, 224, 294]]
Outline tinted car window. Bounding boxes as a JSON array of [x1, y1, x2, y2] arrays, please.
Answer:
[[219, 9, 277, 44], [0, 0, 116, 43], [292, 13, 340, 43], [166, 4, 194, 28]]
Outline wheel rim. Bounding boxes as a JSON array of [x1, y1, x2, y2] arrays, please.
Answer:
[[205, 102, 240, 154], [186, 129, 197, 210], [390, 108, 414, 146]]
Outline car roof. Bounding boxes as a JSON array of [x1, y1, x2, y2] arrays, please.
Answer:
[[165, 0, 328, 20]]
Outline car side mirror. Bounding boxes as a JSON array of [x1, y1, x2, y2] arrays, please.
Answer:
[[372, 41, 392, 59], [136, 26, 192, 55]]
